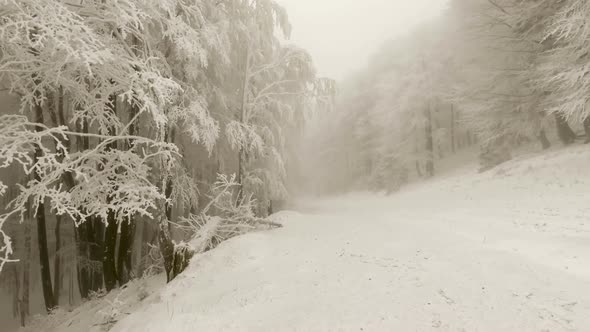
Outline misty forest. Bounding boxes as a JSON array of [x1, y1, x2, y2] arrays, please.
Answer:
[[1, 0, 590, 331]]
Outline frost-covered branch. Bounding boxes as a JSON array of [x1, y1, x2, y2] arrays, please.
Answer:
[[181, 173, 281, 254]]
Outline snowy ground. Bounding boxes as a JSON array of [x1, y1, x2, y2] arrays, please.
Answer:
[[42, 146, 590, 332]]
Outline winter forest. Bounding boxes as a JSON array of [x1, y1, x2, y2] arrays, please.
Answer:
[[1, 0, 590, 331]]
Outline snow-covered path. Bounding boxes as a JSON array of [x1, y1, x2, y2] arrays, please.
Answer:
[[111, 147, 590, 332]]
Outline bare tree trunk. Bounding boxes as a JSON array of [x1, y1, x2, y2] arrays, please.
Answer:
[[117, 38, 141, 285], [434, 117, 443, 159], [414, 131, 423, 178], [164, 179, 174, 223], [583, 116, 590, 144], [68, 269, 74, 306], [20, 210, 31, 326], [117, 218, 135, 285], [134, 220, 148, 277], [158, 214, 194, 283], [52, 91, 96, 299], [450, 104, 456, 153], [87, 217, 104, 292], [48, 93, 65, 299], [75, 224, 89, 298], [554, 113, 576, 145], [12, 265, 19, 319], [103, 94, 119, 291], [415, 161, 423, 178], [71, 114, 90, 298], [158, 215, 175, 282], [29, 29, 55, 309], [157, 127, 192, 282], [539, 129, 551, 150], [75, 116, 104, 294], [237, 148, 246, 203], [118, 99, 140, 285], [237, 45, 252, 204], [103, 211, 118, 291], [34, 102, 55, 312], [53, 215, 62, 305], [158, 126, 193, 282], [424, 102, 435, 178], [163, 126, 176, 231]]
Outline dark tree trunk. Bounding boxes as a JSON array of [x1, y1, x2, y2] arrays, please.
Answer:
[[172, 245, 194, 278], [158, 217, 176, 282], [102, 94, 119, 291], [136, 220, 149, 277], [71, 120, 91, 298], [12, 265, 19, 319], [20, 210, 31, 326], [414, 131, 423, 178], [117, 217, 135, 286], [158, 216, 194, 283], [56, 95, 97, 299], [53, 215, 62, 305], [117, 75, 139, 286], [87, 217, 104, 292], [157, 124, 197, 282], [165, 179, 174, 222], [33, 103, 55, 312], [268, 200, 273, 216], [237, 46, 251, 205], [115, 38, 141, 285], [434, 117, 443, 159], [450, 104, 456, 153], [68, 269, 75, 306], [103, 211, 118, 291], [163, 127, 176, 230], [539, 129, 551, 150], [237, 148, 252, 206], [424, 104, 435, 178], [555, 113, 576, 144], [74, 221, 90, 299], [583, 116, 590, 144], [29, 31, 55, 309], [415, 161, 423, 178], [76, 116, 104, 295], [159, 126, 189, 282], [237, 148, 245, 204]]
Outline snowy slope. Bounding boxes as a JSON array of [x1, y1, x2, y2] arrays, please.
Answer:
[[50, 146, 590, 332]]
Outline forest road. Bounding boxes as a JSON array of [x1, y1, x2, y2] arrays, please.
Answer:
[[113, 150, 590, 332]]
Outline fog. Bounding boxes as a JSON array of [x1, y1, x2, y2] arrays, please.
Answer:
[[278, 0, 449, 80]]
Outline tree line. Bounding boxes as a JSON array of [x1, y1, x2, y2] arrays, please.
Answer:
[[304, 0, 590, 194]]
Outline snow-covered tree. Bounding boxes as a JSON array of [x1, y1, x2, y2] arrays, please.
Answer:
[[537, 1, 590, 141], [0, 0, 226, 297]]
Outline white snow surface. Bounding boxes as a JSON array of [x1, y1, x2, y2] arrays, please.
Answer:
[[53, 146, 590, 331]]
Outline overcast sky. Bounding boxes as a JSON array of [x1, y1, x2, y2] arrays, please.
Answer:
[[277, 0, 449, 81]]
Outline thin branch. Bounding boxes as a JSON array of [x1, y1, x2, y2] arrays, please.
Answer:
[[487, 0, 509, 14], [253, 218, 283, 228]]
